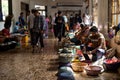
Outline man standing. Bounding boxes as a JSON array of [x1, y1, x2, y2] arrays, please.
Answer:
[[19, 12, 26, 28], [55, 11, 65, 42], [32, 10, 44, 53], [52, 13, 58, 38], [4, 14, 14, 29], [27, 9, 35, 43]]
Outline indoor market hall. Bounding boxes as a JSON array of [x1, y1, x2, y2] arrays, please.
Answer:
[[0, 0, 120, 80]]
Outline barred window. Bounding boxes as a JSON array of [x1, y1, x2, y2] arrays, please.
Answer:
[[112, 0, 120, 26]]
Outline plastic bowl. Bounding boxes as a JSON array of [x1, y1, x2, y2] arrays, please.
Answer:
[[103, 59, 120, 71], [85, 66, 102, 76]]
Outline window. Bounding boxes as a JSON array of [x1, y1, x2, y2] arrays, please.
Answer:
[[35, 5, 45, 10], [112, 0, 120, 26], [0, 0, 12, 21], [2, 0, 9, 20], [35, 5, 46, 16]]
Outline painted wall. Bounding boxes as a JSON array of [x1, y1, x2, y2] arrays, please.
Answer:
[[29, 0, 84, 17], [98, 0, 108, 34], [12, 0, 29, 22], [11, 0, 84, 20], [47, 0, 83, 17], [12, 0, 84, 18], [89, 0, 109, 35], [0, 0, 44, 31]]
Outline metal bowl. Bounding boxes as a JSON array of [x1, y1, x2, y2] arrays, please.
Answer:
[[59, 54, 73, 63]]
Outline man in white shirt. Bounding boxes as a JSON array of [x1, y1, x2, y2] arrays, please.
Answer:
[[83, 13, 91, 26], [27, 9, 35, 45], [27, 9, 35, 31]]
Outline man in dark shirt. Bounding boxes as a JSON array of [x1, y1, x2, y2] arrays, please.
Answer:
[[4, 14, 13, 29], [115, 23, 120, 35], [55, 11, 65, 42], [32, 10, 44, 53], [19, 12, 25, 28]]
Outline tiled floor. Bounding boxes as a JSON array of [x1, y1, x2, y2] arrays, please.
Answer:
[[0, 36, 59, 80], [0, 32, 120, 80], [74, 71, 120, 80]]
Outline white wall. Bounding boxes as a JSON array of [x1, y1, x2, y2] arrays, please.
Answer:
[[12, 0, 29, 22], [47, 0, 83, 17], [29, 0, 59, 16], [0, 0, 85, 31], [88, 0, 109, 33], [0, 0, 30, 32], [29, 0, 84, 17], [29, 0, 47, 9], [98, 0, 108, 34]]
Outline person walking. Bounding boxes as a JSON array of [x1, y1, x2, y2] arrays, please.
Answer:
[[43, 15, 50, 38], [27, 9, 35, 44], [52, 13, 58, 38], [55, 11, 65, 42], [32, 10, 44, 53]]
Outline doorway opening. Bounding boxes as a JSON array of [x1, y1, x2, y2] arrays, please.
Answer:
[[21, 2, 29, 21], [35, 5, 47, 16]]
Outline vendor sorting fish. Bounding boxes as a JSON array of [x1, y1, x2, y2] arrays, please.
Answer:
[[57, 11, 120, 75]]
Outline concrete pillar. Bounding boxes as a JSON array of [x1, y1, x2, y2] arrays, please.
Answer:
[[82, 1, 87, 15], [98, 0, 108, 34], [89, 0, 93, 16]]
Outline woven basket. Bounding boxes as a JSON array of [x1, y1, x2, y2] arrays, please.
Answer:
[[71, 62, 87, 72]]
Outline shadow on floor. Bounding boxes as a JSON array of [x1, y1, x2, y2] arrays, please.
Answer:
[[47, 66, 58, 71], [47, 58, 59, 71]]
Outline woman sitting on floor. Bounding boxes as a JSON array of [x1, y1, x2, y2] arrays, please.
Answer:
[[2, 26, 18, 43]]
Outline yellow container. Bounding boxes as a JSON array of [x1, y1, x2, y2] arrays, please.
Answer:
[[21, 35, 29, 43], [21, 35, 29, 48], [22, 42, 29, 48]]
